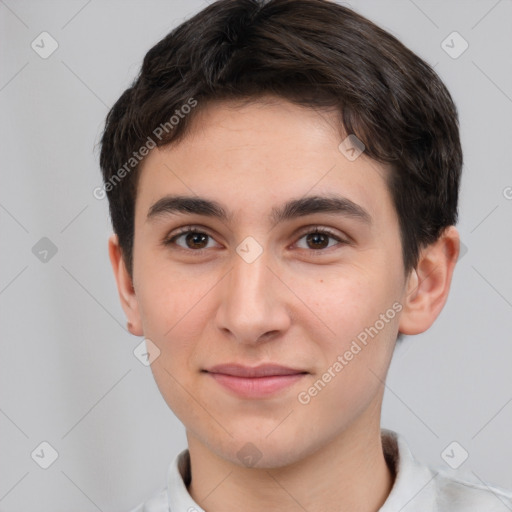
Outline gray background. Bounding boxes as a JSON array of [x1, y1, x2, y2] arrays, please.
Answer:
[[1, 0, 511, 510]]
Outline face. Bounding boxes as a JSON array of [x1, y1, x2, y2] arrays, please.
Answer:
[[116, 97, 415, 468]]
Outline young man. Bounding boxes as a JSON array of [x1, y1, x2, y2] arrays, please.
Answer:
[[99, 1, 512, 510]]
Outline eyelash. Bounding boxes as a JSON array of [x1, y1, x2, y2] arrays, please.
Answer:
[[162, 225, 348, 255]]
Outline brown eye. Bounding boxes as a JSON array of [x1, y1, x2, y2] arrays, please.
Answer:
[[164, 228, 219, 252], [305, 232, 330, 249], [296, 228, 346, 251], [184, 232, 209, 249]]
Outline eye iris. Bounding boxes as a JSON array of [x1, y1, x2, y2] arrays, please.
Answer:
[[186, 232, 208, 249], [307, 232, 329, 249], [179, 231, 334, 250]]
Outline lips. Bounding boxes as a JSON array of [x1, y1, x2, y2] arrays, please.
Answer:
[[204, 363, 308, 378], [203, 364, 308, 398]]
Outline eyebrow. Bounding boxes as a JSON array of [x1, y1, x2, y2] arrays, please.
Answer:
[[146, 194, 372, 226]]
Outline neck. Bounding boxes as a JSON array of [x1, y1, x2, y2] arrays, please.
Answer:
[[186, 414, 394, 512]]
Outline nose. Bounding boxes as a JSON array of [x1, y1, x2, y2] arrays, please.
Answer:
[[215, 248, 291, 345]]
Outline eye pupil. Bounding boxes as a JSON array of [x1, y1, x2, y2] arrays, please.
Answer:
[[170, 228, 340, 253], [186, 232, 208, 249], [307, 232, 329, 249]]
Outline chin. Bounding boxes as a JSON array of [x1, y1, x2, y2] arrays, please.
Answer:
[[213, 432, 310, 470]]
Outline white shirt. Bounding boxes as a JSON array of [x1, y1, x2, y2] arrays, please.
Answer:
[[129, 429, 512, 511]]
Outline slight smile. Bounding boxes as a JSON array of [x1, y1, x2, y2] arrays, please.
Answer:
[[203, 364, 309, 399]]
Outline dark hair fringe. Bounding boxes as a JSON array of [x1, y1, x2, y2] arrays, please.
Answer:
[[99, 0, 462, 285]]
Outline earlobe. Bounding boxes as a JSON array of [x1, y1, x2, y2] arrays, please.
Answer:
[[108, 234, 143, 336], [398, 226, 460, 336]]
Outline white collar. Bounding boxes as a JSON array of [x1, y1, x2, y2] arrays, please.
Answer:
[[164, 429, 435, 511], [134, 428, 511, 512]]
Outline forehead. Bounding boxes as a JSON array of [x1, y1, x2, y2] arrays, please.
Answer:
[[135, 97, 395, 228]]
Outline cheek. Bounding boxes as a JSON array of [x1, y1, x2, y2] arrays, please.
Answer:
[[140, 276, 208, 416], [134, 278, 210, 406], [297, 272, 381, 338], [303, 273, 399, 376], [136, 265, 214, 337]]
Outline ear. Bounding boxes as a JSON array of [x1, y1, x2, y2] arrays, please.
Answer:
[[398, 226, 460, 335], [108, 233, 143, 336]]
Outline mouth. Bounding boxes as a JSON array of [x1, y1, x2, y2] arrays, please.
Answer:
[[202, 363, 309, 398]]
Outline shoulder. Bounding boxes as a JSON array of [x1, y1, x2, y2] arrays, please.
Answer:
[[434, 471, 512, 511], [380, 429, 512, 512]]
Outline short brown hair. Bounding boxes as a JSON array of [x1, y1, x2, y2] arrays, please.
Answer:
[[99, 0, 462, 281]]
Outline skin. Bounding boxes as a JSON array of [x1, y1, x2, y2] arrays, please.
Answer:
[[109, 96, 460, 512]]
